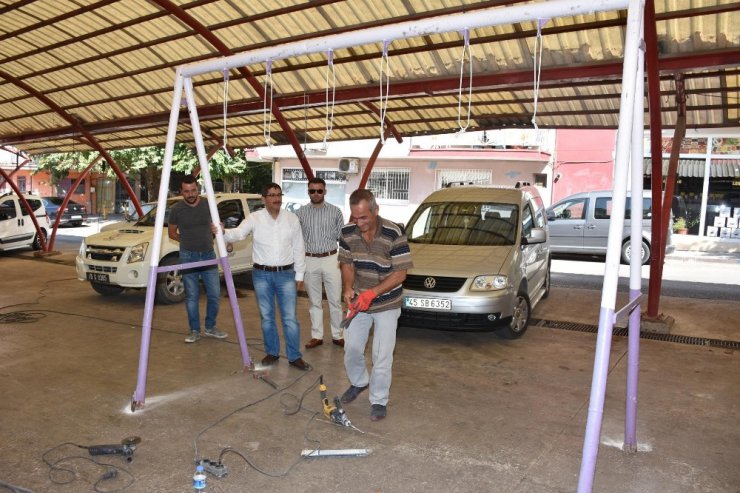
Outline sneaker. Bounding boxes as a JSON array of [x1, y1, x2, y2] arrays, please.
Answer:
[[185, 331, 200, 343], [370, 404, 387, 421], [204, 328, 227, 339], [340, 384, 369, 404]]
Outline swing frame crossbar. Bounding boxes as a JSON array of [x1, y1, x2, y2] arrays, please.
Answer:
[[134, 2, 648, 492]]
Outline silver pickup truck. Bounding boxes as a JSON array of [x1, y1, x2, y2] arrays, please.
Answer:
[[76, 193, 262, 303]]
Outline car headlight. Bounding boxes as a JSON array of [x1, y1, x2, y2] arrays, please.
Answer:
[[127, 242, 149, 263], [471, 275, 508, 291]]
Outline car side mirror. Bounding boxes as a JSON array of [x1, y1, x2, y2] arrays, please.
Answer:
[[223, 216, 241, 229], [522, 228, 546, 245], [546, 211, 555, 221]]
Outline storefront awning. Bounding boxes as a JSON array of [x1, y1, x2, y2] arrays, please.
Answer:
[[643, 158, 740, 178]]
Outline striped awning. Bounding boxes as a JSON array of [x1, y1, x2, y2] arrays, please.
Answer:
[[643, 158, 740, 178]]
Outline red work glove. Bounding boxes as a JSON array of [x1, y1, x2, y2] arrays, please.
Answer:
[[351, 289, 377, 312]]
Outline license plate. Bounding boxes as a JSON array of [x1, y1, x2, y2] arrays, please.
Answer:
[[71, 215, 82, 220], [87, 272, 109, 283], [404, 296, 451, 310]]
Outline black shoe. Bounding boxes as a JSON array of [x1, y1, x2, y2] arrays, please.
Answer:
[[340, 384, 368, 404], [370, 404, 387, 421], [289, 358, 312, 371], [261, 354, 279, 366]]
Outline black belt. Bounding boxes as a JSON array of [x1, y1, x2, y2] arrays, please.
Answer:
[[253, 263, 294, 272], [306, 249, 337, 258]]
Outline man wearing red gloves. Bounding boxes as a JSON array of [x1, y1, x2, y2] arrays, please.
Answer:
[[337, 189, 413, 421]]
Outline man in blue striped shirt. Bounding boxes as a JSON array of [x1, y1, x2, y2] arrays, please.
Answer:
[[338, 189, 413, 421], [296, 178, 345, 349]]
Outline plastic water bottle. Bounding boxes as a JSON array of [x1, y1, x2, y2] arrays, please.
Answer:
[[193, 464, 207, 491]]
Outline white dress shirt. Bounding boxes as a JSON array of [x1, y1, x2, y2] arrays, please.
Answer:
[[223, 208, 306, 281]]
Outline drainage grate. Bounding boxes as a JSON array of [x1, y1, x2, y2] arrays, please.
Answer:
[[532, 319, 740, 350]]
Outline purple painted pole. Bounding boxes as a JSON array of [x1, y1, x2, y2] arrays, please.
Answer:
[[132, 72, 185, 411], [577, 0, 644, 490], [221, 257, 252, 367]]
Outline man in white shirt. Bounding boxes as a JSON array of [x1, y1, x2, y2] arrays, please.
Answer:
[[219, 183, 311, 371], [296, 178, 345, 349]]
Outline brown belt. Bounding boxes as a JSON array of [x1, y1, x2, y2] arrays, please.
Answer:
[[305, 249, 337, 258], [253, 263, 294, 272]]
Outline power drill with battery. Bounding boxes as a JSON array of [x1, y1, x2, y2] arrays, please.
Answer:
[[319, 375, 352, 427]]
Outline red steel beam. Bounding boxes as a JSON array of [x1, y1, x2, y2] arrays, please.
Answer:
[[47, 155, 104, 251], [0, 69, 143, 218], [359, 128, 392, 190], [645, 0, 664, 318], [361, 102, 403, 144]]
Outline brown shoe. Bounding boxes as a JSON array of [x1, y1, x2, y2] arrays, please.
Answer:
[[332, 338, 345, 348], [289, 358, 312, 371], [261, 354, 279, 366], [304, 338, 323, 349]]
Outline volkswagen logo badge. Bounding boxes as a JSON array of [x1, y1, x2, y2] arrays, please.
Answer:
[[423, 277, 436, 289]]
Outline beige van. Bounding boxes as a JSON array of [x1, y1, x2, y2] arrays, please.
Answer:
[[400, 185, 550, 338]]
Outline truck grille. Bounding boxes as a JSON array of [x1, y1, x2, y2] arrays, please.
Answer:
[[404, 274, 466, 293], [86, 245, 126, 262], [89, 264, 117, 273]]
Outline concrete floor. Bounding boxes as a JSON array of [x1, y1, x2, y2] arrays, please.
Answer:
[[0, 255, 738, 492]]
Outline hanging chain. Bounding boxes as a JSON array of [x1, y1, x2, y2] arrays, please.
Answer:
[[457, 29, 473, 134], [323, 50, 336, 149], [531, 19, 547, 131], [263, 59, 274, 147], [378, 40, 391, 144], [222, 68, 229, 153]]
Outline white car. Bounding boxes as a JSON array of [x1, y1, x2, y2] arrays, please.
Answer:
[[0, 192, 50, 252], [76, 193, 262, 304]]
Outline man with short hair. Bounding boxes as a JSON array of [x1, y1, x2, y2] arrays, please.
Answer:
[[296, 178, 345, 349], [168, 174, 227, 343], [338, 189, 413, 421], [220, 183, 311, 371]]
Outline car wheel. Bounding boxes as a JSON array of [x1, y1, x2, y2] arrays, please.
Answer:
[[496, 292, 531, 339], [156, 255, 186, 304], [91, 282, 124, 296], [621, 240, 650, 265], [31, 229, 47, 251]]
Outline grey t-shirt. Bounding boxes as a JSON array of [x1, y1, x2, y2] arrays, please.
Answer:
[[168, 199, 214, 252]]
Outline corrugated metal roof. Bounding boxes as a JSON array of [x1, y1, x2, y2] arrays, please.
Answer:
[[0, 0, 738, 157], [643, 157, 740, 177]]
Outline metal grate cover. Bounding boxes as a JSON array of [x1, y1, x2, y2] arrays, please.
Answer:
[[532, 319, 740, 350]]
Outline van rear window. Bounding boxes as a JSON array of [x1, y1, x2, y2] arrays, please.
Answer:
[[406, 202, 518, 246], [594, 197, 651, 220]]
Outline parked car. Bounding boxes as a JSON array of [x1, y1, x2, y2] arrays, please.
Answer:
[[41, 197, 87, 227], [399, 185, 550, 338], [546, 190, 674, 265], [75, 193, 261, 304], [0, 193, 49, 252]]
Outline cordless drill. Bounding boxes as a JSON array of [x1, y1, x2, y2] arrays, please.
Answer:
[[320, 375, 352, 427]]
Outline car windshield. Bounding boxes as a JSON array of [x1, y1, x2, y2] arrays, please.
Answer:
[[406, 201, 519, 246], [135, 198, 181, 226]]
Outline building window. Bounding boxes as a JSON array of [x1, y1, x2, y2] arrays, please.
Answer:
[[533, 173, 547, 187], [436, 169, 491, 189], [17, 176, 26, 193], [367, 168, 410, 201]]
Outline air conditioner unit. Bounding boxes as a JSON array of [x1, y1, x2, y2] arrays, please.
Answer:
[[338, 158, 360, 174]]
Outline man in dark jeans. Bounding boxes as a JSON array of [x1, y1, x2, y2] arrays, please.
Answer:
[[168, 175, 227, 343]]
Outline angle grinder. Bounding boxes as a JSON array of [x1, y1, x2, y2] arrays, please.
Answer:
[[87, 436, 141, 462]]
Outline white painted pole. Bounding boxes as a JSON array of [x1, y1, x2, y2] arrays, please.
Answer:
[[577, 0, 645, 490], [132, 70, 185, 409], [180, 0, 630, 78]]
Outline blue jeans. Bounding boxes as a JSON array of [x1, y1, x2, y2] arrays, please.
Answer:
[[252, 268, 302, 362], [180, 249, 220, 332]]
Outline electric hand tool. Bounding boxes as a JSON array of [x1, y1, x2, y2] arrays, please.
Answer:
[[87, 436, 140, 462], [340, 295, 359, 329], [319, 375, 362, 432]]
